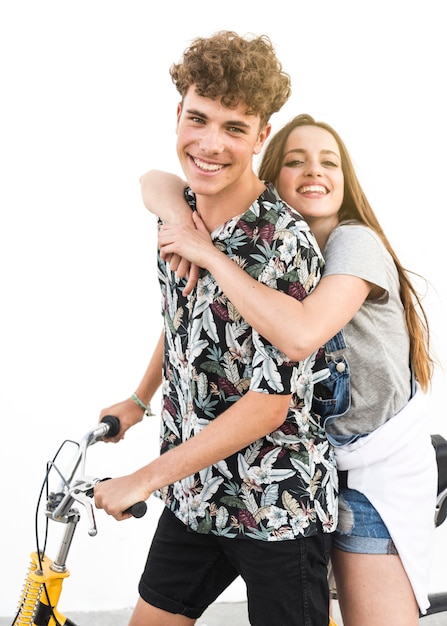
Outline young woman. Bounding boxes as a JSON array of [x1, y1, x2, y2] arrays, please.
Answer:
[[140, 114, 437, 625]]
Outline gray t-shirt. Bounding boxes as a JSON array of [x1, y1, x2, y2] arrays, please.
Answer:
[[322, 221, 411, 438]]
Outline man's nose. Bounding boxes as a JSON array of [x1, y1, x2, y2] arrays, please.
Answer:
[[199, 127, 224, 154]]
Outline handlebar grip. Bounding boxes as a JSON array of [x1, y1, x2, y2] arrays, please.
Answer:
[[124, 501, 147, 518], [100, 415, 120, 438], [93, 478, 147, 518]]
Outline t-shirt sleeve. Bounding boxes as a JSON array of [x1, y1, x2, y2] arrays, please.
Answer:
[[322, 224, 390, 296]]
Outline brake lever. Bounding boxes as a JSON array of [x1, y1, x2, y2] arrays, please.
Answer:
[[71, 486, 98, 536]]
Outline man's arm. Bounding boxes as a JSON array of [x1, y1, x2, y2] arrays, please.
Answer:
[[100, 330, 164, 442], [94, 390, 291, 520]]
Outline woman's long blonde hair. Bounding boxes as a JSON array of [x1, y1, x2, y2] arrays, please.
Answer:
[[259, 114, 433, 391]]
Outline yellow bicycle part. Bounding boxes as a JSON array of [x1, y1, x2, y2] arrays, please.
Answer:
[[15, 551, 69, 625]]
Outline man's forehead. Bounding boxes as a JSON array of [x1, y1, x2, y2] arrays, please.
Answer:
[[181, 87, 260, 126]]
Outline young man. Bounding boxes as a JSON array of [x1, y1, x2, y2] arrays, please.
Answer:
[[94, 31, 337, 626]]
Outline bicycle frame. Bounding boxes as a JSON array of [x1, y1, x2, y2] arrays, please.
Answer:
[[420, 434, 447, 620], [16, 551, 72, 626]]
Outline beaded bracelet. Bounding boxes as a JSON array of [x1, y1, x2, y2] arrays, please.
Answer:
[[131, 392, 155, 417]]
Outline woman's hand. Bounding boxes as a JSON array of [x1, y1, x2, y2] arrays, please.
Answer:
[[165, 253, 200, 296], [158, 211, 214, 266], [159, 212, 214, 295], [139, 170, 202, 295]]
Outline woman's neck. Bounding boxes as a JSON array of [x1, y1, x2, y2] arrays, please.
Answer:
[[306, 216, 339, 251]]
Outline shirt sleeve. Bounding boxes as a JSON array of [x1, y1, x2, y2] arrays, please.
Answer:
[[322, 223, 390, 295]]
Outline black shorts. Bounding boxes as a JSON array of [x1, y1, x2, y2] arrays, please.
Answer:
[[138, 507, 332, 626]]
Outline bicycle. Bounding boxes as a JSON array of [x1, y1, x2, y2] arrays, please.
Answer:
[[11, 415, 146, 626], [9, 418, 447, 626], [418, 433, 447, 623]]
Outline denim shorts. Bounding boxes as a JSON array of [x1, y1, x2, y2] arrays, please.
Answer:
[[332, 479, 397, 555], [139, 507, 332, 625]]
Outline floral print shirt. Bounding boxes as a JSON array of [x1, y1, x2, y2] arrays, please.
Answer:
[[156, 184, 338, 540]]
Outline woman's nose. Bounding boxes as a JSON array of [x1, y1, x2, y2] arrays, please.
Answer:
[[305, 160, 322, 176]]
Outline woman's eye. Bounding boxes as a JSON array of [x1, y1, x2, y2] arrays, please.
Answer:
[[284, 159, 304, 167]]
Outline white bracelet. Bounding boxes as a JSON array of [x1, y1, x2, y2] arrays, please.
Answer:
[[131, 392, 154, 417]]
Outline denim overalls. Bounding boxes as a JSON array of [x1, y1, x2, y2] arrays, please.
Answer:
[[312, 331, 416, 447], [312, 330, 353, 446]]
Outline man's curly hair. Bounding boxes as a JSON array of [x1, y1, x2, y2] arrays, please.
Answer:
[[170, 31, 291, 126]]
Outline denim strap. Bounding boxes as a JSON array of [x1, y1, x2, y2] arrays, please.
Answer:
[[324, 329, 347, 360]]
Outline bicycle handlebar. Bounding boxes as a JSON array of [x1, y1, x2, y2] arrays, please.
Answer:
[[96, 414, 121, 439], [99, 416, 148, 518], [46, 415, 147, 528]]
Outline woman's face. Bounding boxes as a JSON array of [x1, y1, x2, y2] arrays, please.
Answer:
[[276, 125, 344, 226]]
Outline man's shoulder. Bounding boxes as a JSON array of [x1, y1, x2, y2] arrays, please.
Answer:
[[258, 183, 289, 210], [254, 184, 310, 226]]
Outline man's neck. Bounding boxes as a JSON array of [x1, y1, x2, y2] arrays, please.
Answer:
[[195, 175, 266, 233]]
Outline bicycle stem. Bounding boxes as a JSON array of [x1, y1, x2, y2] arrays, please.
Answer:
[[51, 512, 80, 572]]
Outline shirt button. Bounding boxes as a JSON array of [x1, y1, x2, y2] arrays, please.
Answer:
[[336, 362, 346, 373]]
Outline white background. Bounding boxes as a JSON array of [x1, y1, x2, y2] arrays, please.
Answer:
[[1, 0, 446, 616]]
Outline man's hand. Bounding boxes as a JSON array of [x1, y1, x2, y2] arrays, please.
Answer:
[[99, 398, 145, 443], [94, 470, 152, 521]]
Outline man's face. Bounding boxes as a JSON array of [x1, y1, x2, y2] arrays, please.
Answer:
[[176, 87, 270, 201]]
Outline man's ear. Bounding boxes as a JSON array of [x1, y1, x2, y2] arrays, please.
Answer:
[[175, 102, 183, 132], [254, 123, 271, 155]]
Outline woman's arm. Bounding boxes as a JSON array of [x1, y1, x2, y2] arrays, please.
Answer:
[[140, 170, 199, 293], [141, 170, 372, 360], [158, 215, 372, 361], [140, 169, 190, 223]]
